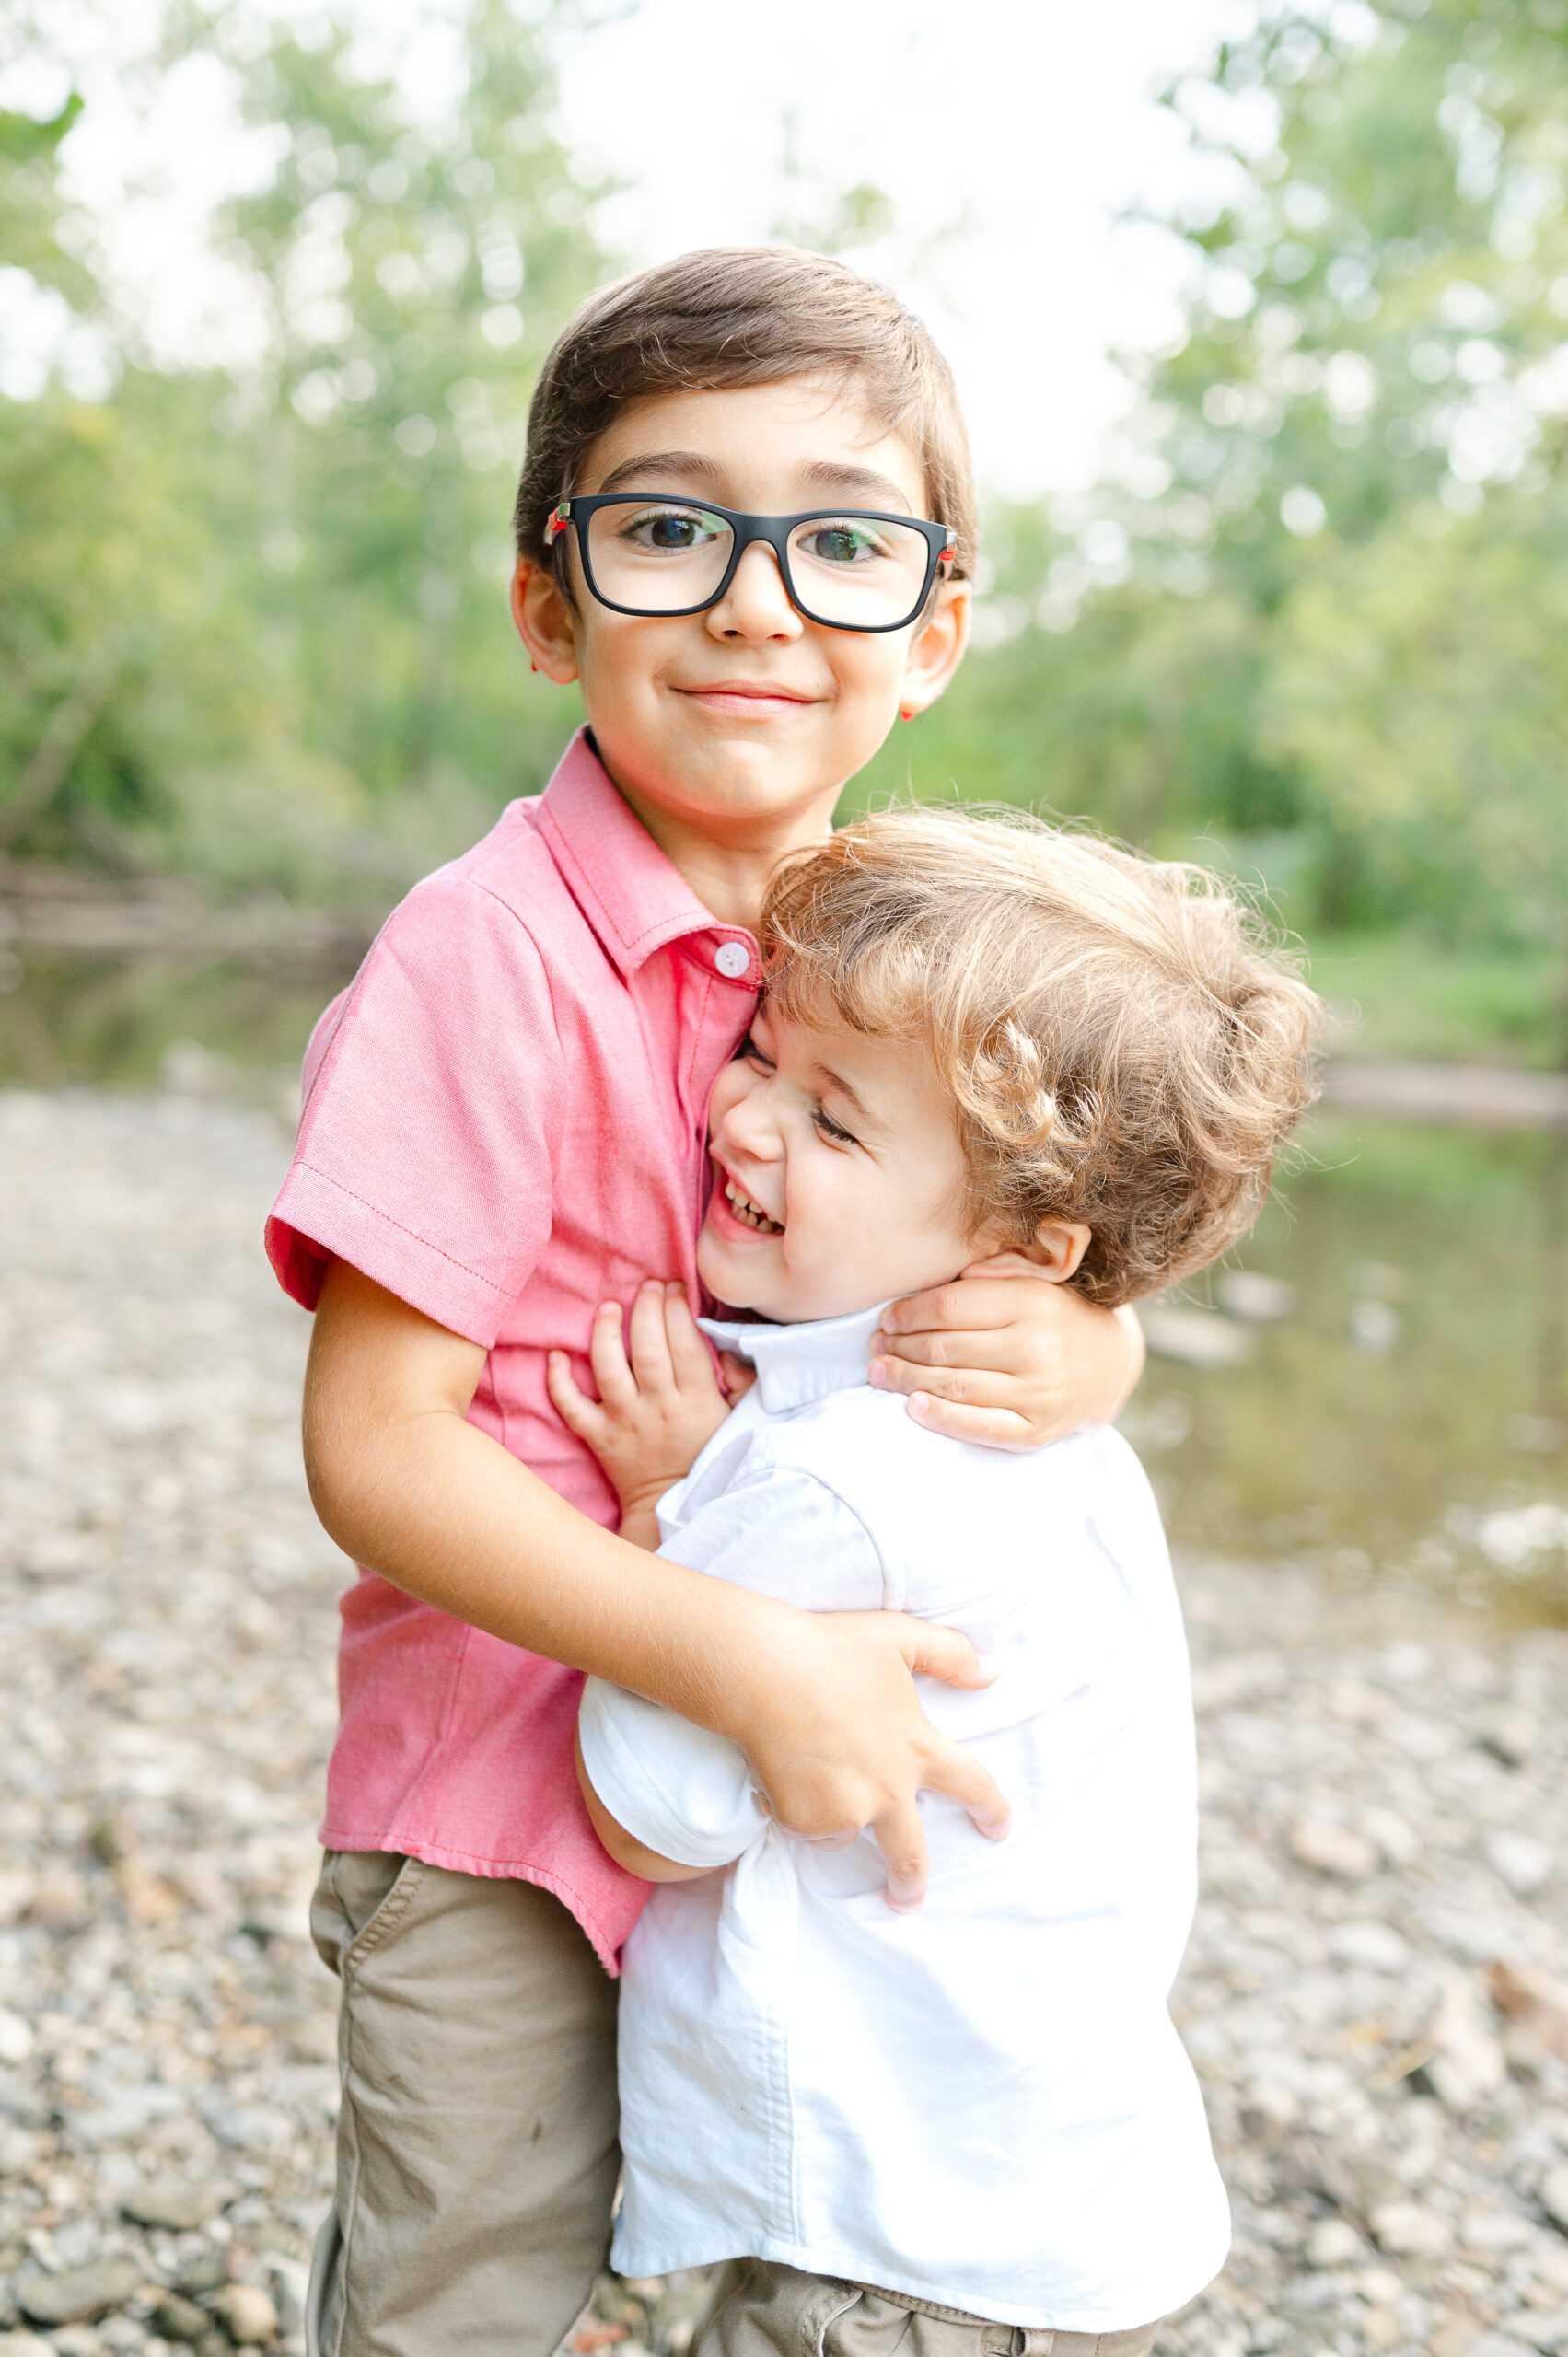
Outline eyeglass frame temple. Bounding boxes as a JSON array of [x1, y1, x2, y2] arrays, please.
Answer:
[[541, 494, 958, 633]]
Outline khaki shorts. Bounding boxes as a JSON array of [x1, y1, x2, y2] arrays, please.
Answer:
[[697, 2259, 1162, 2357], [305, 1849, 620, 2357]]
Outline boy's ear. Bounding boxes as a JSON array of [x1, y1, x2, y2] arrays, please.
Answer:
[[512, 557, 581, 684], [898, 578, 970, 719], [964, 1219, 1092, 1286]]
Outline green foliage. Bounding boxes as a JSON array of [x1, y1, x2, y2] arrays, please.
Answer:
[[0, 0, 601, 895], [0, 0, 1563, 1046], [863, 0, 1568, 1016]]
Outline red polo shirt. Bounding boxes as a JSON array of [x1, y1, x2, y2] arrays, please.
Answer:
[[267, 729, 759, 1969]]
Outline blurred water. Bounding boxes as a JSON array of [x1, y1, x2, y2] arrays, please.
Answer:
[[4, 953, 1564, 1624]]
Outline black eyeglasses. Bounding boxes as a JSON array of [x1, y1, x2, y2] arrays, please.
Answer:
[[544, 493, 957, 633]]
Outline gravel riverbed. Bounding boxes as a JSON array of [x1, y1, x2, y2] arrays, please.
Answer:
[[1, 1088, 1566, 2357]]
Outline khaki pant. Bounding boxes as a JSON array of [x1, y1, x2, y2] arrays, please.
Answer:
[[306, 1850, 620, 2357], [697, 2261, 1162, 2357]]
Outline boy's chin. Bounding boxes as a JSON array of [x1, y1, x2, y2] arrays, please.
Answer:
[[695, 1225, 771, 1315]]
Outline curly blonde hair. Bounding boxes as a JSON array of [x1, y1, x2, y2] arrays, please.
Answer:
[[760, 810, 1324, 1306]]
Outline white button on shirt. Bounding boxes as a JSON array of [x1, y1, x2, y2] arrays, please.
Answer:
[[713, 939, 751, 979], [578, 1304, 1231, 2333]]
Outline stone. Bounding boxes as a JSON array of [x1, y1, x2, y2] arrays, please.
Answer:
[[121, 2180, 217, 2234], [1487, 1832, 1554, 1897], [1430, 2322, 1483, 2357], [1288, 1820, 1378, 1879], [1491, 1963, 1568, 2061], [1214, 1271, 1295, 1323], [150, 2295, 210, 2344], [173, 2253, 229, 2298], [0, 2338, 57, 2357], [14, 2258, 145, 2327], [1305, 2218, 1364, 2266], [1461, 2206, 1538, 2252], [52, 2332, 108, 2357], [1137, 1300, 1255, 1369], [1370, 2200, 1455, 2258], [1362, 2310, 1404, 2352], [1466, 2336, 1545, 2357], [1426, 1976, 1507, 2112], [261, 2258, 308, 2339], [0, 1870, 38, 1927], [0, 2008, 33, 2064], [1542, 2165, 1568, 2235], [208, 2285, 278, 2344]]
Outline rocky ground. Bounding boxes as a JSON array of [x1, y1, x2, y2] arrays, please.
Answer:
[[1, 1088, 1565, 2357]]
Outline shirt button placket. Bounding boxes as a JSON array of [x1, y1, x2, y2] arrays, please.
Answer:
[[714, 940, 751, 981]]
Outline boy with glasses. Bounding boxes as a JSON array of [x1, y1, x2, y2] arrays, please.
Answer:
[[268, 248, 1146, 2357]]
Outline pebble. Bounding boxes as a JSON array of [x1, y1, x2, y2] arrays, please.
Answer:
[[120, 2181, 215, 2234], [12, 2258, 144, 2326], [3, 1088, 1567, 2357], [209, 2283, 278, 2342]]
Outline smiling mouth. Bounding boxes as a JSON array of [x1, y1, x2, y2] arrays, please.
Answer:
[[677, 682, 813, 708], [723, 1178, 784, 1235]]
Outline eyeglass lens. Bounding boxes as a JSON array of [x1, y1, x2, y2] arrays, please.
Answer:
[[584, 501, 933, 627]]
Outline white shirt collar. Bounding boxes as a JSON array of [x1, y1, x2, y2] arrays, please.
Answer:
[[699, 1303, 889, 1414]]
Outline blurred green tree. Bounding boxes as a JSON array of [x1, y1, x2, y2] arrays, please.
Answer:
[[0, 1, 603, 896], [856, 0, 1568, 1027]]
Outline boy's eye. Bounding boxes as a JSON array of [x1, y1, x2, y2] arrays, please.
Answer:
[[795, 518, 889, 567], [619, 504, 726, 555], [738, 1030, 773, 1069], [811, 1107, 859, 1148]]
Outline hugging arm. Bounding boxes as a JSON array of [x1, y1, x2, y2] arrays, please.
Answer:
[[306, 1260, 1006, 1907], [872, 1257, 1144, 1451]]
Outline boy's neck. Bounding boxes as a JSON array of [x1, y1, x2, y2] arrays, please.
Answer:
[[606, 768, 842, 936]]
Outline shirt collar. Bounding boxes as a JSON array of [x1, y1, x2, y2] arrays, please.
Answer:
[[534, 726, 759, 984], [699, 1303, 889, 1413]]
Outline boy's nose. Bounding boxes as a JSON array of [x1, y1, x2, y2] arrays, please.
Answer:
[[705, 540, 803, 643], [719, 1082, 784, 1161]]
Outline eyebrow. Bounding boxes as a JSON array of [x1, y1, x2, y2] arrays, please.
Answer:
[[590, 451, 918, 516], [593, 450, 723, 496]]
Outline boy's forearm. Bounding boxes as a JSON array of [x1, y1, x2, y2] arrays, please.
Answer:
[[308, 1382, 767, 1723], [303, 1259, 766, 1735]]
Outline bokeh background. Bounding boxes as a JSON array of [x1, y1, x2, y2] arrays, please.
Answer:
[[3, 0, 1567, 1620]]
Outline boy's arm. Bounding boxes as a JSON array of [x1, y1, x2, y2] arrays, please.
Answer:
[[304, 1260, 1009, 1908], [574, 1725, 710, 1884], [870, 1262, 1144, 1451]]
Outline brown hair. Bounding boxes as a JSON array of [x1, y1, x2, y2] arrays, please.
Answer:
[[761, 810, 1324, 1306], [513, 247, 977, 577]]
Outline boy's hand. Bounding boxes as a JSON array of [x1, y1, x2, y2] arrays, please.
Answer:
[[868, 1259, 1145, 1451], [549, 1280, 733, 1547], [729, 1608, 1010, 1911]]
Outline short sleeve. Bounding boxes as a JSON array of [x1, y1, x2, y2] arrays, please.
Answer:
[[655, 1463, 886, 1613], [578, 1678, 765, 1870], [265, 875, 565, 1347]]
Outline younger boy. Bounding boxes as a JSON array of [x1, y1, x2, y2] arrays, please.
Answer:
[[566, 811, 1322, 2350], [270, 250, 1144, 2357]]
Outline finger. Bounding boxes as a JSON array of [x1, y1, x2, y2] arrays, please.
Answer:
[[626, 1280, 677, 1392], [871, 1355, 1019, 1405], [902, 1394, 1045, 1452], [880, 1275, 1036, 1337], [546, 1350, 610, 1444], [718, 1351, 757, 1402], [918, 1736, 1013, 1841], [869, 1798, 929, 1912], [663, 1284, 721, 1392], [871, 1325, 1029, 1376], [896, 1617, 997, 1690], [587, 1300, 639, 1411]]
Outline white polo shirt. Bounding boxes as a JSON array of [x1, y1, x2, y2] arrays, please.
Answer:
[[578, 1304, 1230, 2333]]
